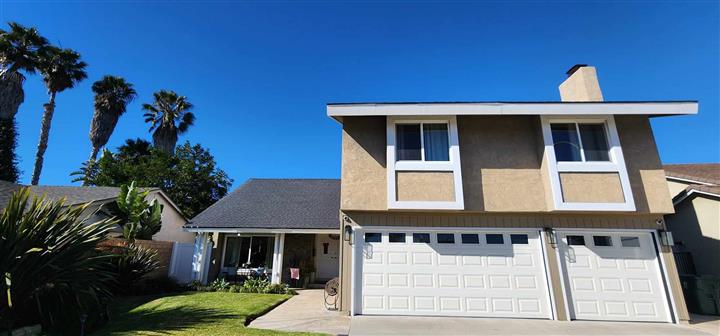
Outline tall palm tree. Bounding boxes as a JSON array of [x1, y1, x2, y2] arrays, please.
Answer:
[[142, 90, 195, 153], [0, 22, 48, 182], [30, 46, 87, 185], [88, 75, 137, 162]]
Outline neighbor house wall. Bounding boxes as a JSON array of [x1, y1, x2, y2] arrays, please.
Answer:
[[666, 180, 690, 198], [665, 195, 720, 277], [150, 192, 193, 243]]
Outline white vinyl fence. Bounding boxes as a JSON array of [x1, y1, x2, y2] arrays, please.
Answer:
[[168, 242, 195, 284]]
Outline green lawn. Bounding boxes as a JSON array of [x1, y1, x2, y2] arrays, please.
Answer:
[[93, 292, 326, 336]]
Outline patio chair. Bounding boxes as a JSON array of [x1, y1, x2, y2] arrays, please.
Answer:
[[324, 277, 339, 310]]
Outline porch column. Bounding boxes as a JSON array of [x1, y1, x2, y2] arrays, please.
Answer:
[[271, 233, 286, 284]]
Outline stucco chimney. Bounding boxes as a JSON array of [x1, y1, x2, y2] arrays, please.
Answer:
[[559, 64, 604, 102]]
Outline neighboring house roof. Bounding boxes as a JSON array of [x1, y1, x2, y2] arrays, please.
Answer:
[[188, 178, 340, 231], [664, 163, 720, 185], [664, 163, 720, 204], [0, 181, 186, 220]]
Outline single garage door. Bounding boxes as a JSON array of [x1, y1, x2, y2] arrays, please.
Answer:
[[355, 229, 552, 318], [557, 231, 672, 322]]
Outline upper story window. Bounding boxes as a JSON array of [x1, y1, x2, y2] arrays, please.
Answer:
[[396, 123, 449, 161], [551, 122, 610, 162]]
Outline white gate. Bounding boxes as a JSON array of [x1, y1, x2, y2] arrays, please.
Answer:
[[169, 242, 195, 284]]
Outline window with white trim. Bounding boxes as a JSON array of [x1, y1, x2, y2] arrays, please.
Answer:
[[551, 122, 610, 162], [541, 115, 635, 212], [396, 123, 450, 161], [386, 116, 465, 210]]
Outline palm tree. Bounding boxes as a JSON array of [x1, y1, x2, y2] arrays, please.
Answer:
[[30, 46, 87, 185], [0, 22, 48, 182], [88, 75, 137, 162], [142, 90, 195, 153]]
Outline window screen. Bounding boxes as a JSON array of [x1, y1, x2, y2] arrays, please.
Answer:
[[551, 123, 582, 162], [579, 124, 610, 161], [423, 124, 449, 161], [396, 124, 421, 160]]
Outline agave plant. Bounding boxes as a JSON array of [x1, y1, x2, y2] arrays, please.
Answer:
[[0, 188, 116, 329]]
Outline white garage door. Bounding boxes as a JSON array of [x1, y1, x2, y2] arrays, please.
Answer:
[[557, 231, 671, 322], [355, 229, 552, 318]]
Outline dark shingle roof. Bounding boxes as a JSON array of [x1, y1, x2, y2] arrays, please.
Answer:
[[664, 163, 720, 185], [188, 179, 340, 230]]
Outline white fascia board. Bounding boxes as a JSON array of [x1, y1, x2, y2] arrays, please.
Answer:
[[184, 228, 340, 234], [327, 102, 698, 118], [665, 176, 716, 186]]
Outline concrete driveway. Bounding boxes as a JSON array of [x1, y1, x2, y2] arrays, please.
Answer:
[[249, 289, 350, 335], [349, 316, 714, 336]]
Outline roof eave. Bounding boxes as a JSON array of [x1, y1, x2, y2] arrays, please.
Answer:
[[326, 101, 698, 121]]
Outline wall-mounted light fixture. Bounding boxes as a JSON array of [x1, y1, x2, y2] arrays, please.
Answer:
[[344, 224, 353, 245], [544, 227, 557, 246], [659, 230, 674, 246]]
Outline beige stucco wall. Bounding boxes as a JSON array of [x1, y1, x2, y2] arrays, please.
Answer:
[[149, 192, 193, 243], [340, 115, 672, 214], [459, 116, 549, 211], [615, 116, 675, 214], [340, 117, 387, 211], [559, 172, 625, 203], [665, 195, 720, 276], [396, 171, 455, 202]]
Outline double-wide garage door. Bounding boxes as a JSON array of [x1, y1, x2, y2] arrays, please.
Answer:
[[355, 228, 673, 322], [356, 229, 552, 318]]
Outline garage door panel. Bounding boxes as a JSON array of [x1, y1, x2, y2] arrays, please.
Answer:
[[558, 231, 671, 323], [357, 230, 551, 318]]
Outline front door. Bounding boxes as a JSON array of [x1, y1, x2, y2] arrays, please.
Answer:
[[315, 234, 340, 281]]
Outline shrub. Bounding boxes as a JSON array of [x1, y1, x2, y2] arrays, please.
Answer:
[[0, 189, 116, 331], [210, 278, 230, 291], [239, 276, 294, 294], [106, 243, 160, 295]]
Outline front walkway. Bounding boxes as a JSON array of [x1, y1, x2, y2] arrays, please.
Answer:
[[349, 316, 713, 336], [249, 289, 350, 335]]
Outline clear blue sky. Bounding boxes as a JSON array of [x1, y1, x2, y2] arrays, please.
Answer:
[[3, 1, 719, 188]]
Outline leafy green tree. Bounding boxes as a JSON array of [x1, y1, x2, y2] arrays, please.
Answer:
[[0, 188, 116, 330], [73, 139, 232, 218], [88, 75, 137, 163], [0, 22, 48, 182], [114, 181, 163, 243], [31, 46, 87, 185], [142, 90, 195, 154]]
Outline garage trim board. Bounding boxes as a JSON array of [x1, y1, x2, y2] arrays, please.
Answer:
[[352, 227, 553, 319]]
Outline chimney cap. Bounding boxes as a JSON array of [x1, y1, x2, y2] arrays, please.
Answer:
[[566, 64, 589, 76]]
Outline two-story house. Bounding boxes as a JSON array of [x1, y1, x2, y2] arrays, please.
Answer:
[[187, 65, 697, 324], [329, 65, 696, 323]]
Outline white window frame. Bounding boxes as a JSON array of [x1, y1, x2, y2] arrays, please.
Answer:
[[541, 115, 635, 211], [386, 116, 464, 210]]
